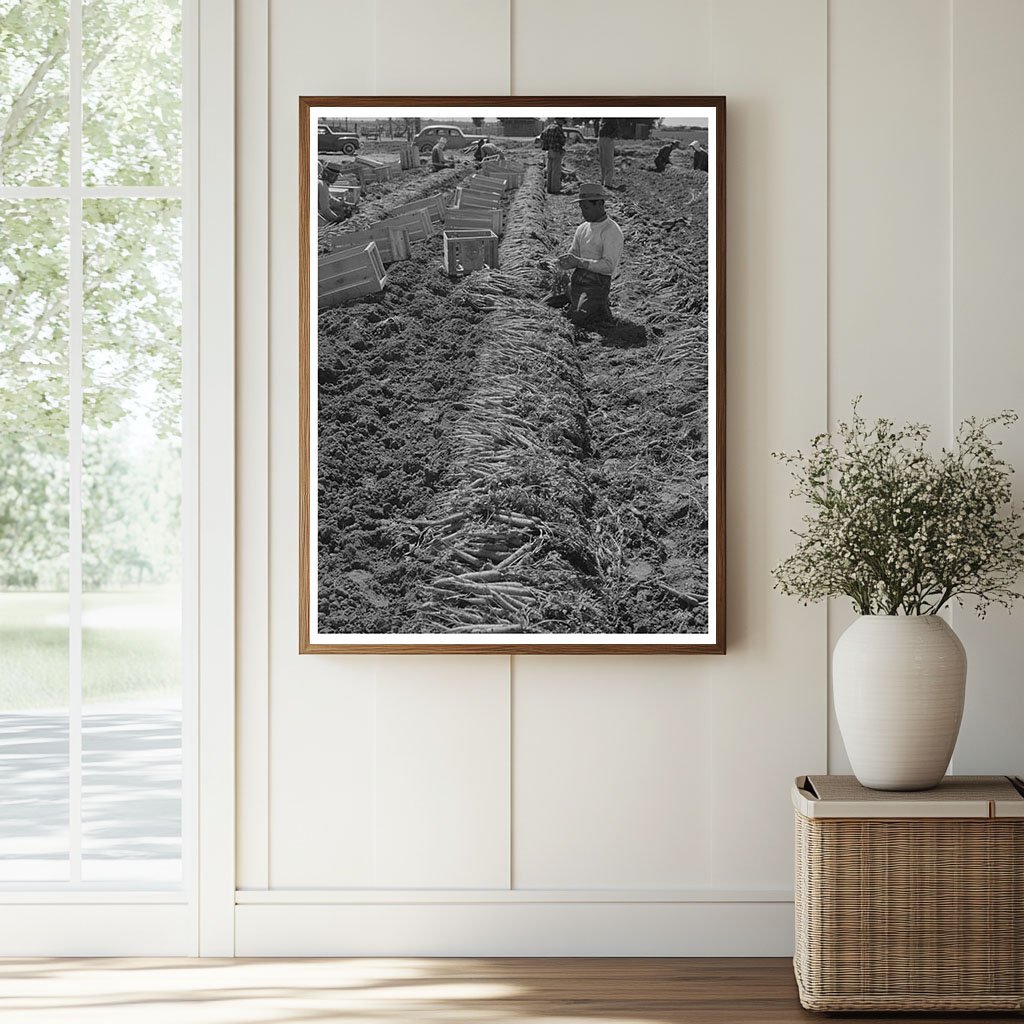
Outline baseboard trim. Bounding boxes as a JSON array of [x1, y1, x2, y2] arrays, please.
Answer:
[[236, 887, 792, 904], [235, 900, 795, 956], [0, 904, 196, 956]]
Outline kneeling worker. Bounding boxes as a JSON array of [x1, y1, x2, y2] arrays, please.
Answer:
[[431, 136, 455, 172], [555, 182, 624, 326]]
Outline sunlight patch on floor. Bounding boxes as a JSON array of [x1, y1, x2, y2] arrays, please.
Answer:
[[0, 958, 680, 1023]]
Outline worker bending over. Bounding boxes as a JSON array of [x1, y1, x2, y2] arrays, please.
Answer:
[[653, 139, 680, 172], [318, 162, 352, 223]]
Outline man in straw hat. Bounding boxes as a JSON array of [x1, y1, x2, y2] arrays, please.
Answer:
[[552, 182, 624, 326]]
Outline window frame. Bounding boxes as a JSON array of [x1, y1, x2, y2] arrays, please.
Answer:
[[0, 0, 235, 956]]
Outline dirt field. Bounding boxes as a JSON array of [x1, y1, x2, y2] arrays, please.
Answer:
[[315, 136, 710, 635]]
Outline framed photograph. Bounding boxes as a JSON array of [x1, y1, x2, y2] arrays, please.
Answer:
[[300, 96, 725, 654]]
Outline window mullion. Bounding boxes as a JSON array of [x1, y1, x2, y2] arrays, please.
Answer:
[[68, 0, 83, 886]]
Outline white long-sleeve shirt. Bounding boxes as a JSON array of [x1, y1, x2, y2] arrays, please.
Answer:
[[570, 216, 624, 277]]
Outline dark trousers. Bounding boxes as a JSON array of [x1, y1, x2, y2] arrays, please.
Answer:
[[568, 268, 612, 324], [545, 149, 564, 193], [598, 136, 615, 185]]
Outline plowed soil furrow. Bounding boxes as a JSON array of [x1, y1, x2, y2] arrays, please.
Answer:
[[316, 136, 711, 634]]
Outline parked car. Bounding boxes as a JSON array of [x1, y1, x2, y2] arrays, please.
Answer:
[[318, 125, 360, 155], [412, 124, 488, 155], [534, 125, 593, 146]]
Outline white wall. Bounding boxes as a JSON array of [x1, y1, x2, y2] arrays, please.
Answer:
[[234, 0, 1024, 955]]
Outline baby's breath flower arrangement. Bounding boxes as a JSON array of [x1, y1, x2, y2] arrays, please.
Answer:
[[773, 402, 1024, 617]]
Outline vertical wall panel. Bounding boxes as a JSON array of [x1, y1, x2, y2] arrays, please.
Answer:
[[950, 0, 1024, 777], [509, 0, 719, 895], [368, 4, 516, 888], [236, 0, 270, 893], [266, 0, 377, 888], [374, 659, 511, 888], [829, 0, 951, 423], [266, 1, 515, 893], [827, 0, 951, 773], [375, 0, 510, 95], [270, 668, 378, 886], [512, 0, 711, 94], [708, 0, 828, 888], [514, 658, 713, 889], [371, 3, 513, 891]]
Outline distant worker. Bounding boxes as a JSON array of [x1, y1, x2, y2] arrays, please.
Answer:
[[552, 182, 624, 326], [539, 117, 566, 194], [597, 116, 619, 189], [431, 136, 454, 172], [473, 137, 486, 165], [688, 140, 709, 172], [479, 141, 503, 160], [653, 139, 680, 173], [318, 162, 351, 223]]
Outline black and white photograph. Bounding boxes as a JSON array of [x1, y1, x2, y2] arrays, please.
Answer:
[[300, 98, 725, 653]]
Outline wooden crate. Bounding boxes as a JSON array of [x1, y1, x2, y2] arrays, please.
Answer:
[[477, 167, 514, 188], [325, 224, 411, 263], [328, 184, 361, 207], [443, 206, 504, 236], [318, 241, 387, 308], [351, 164, 376, 185], [465, 174, 505, 196], [492, 160, 525, 183], [379, 208, 435, 243], [442, 229, 499, 276], [391, 194, 447, 226], [398, 143, 417, 170], [454, 186, 502, 211]]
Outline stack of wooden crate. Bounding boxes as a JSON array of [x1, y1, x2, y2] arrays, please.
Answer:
[[397, 143, 417, 170]]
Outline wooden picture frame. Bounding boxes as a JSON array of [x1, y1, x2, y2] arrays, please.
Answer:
[[300, 96, 725, 654]]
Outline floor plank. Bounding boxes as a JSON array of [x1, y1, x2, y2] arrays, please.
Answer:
[[0, 957, 1019, 1023]]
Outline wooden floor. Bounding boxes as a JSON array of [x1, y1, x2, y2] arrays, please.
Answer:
[[0, 957, 1019, 1023]]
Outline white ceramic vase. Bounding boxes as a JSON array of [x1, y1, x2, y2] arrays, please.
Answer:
[[833, 615, 967, 791]]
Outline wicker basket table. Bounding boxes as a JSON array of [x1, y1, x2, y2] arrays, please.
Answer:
[[793, 774, 1024, 1012]]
